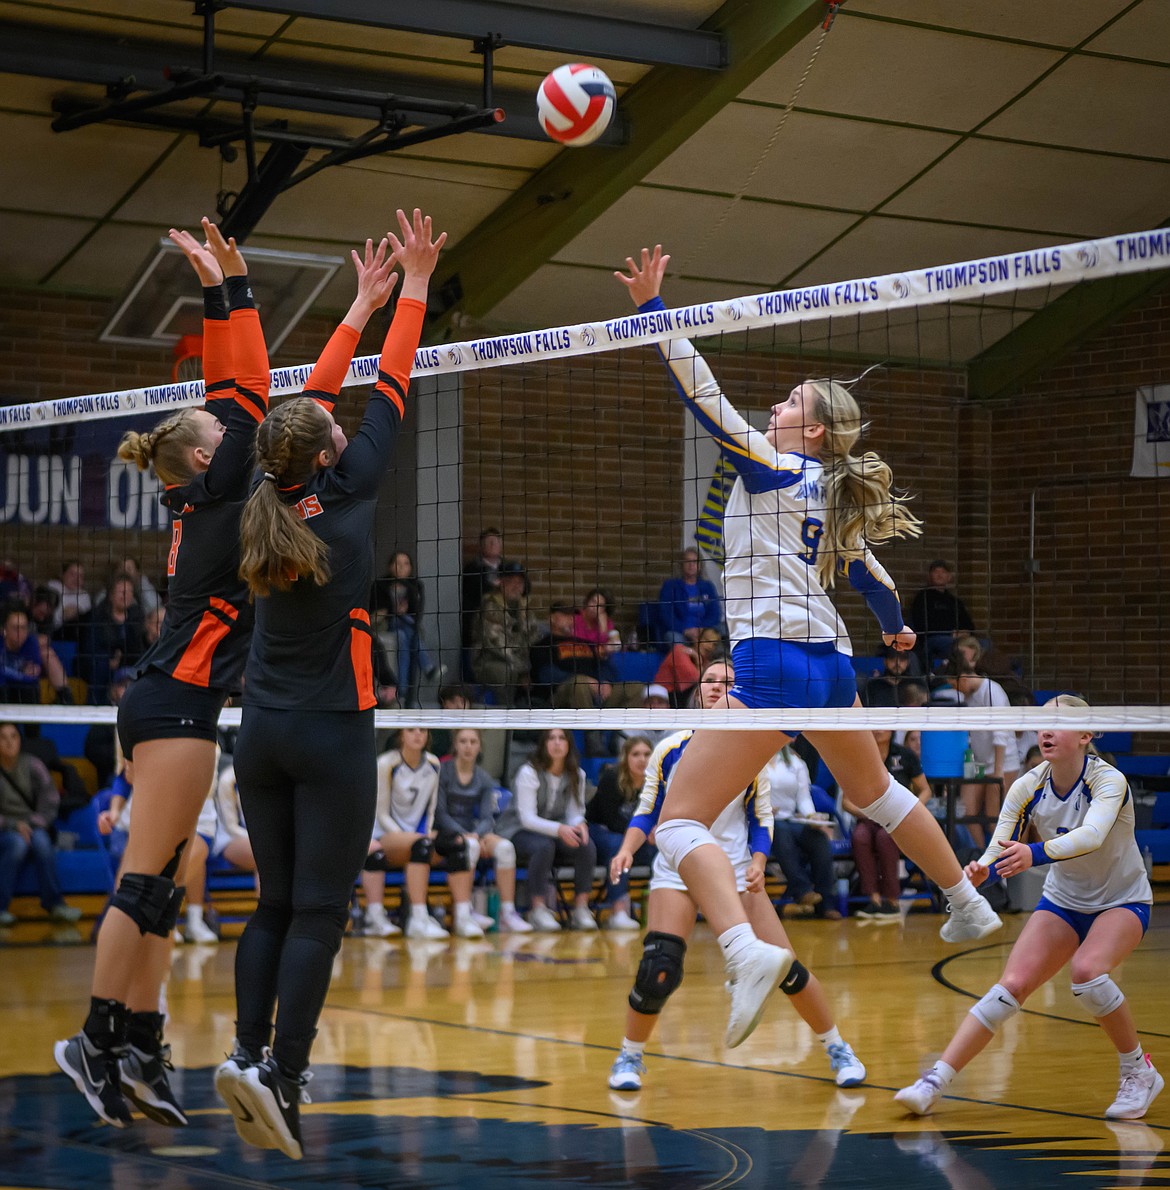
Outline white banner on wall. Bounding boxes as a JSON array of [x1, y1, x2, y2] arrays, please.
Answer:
[[1131, 385, 1170, 478]]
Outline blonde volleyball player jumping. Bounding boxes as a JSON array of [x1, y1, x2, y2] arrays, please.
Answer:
[[897, 697, 1161, 1120], [615, 246, 1000, 1049], [607, 659, 866, 1092]]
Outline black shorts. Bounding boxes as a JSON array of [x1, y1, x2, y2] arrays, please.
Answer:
[[117, 668, 228, 759]]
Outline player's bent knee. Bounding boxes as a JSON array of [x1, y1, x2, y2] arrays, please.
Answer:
[[409, 835, 434, 864], [493, 837, 516, 870], [628, 930, 687, 1015], [969, 983, 1021, 1032], [465, 835, 481, 870], [110, 871, 178, 938], [654, 819, 716, 869], [859, 776, 918, 833], [435, 832, 471, 872], [779, 959, 810, 996], [1072, 974, 1124, 1018]]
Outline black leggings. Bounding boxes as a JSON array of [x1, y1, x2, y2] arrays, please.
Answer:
[[511, 829, 597, 901], [233, 706, 375, 1075]]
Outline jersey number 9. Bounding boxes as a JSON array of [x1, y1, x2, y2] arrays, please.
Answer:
[[798, 516, 824, 566]]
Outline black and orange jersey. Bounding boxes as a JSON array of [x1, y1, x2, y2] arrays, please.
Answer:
[[138, 280, 269, 692], [244, 296, 425, 712]]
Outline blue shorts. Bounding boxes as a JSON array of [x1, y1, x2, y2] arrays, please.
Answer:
[[1035, 895, 1150, 943], [728, 638, 857, 735]]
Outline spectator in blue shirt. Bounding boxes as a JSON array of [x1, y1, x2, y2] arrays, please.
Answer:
[[658, 548, 722, 646], [1, 607, 43, 705]]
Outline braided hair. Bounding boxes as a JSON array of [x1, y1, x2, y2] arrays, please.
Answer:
[[117, 410, 208, 485], [238, 397, 333, 597]]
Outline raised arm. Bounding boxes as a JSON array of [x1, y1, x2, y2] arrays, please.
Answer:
[[616, 246, 804, 488], [842, 549, 914, 646], [169, 226, 233, 423]]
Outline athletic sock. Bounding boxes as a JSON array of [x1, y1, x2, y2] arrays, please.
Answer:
[[127, 1010, 165, 1054], [83, 997, 129, 1051], [717, 922, 757, 967], [410, 906, 430, 927], [930, 1060, 957, 1088], [454, 901, 472, 923], [941, 877, 980, 908], [188, 904, 205, 927], [500, 901, 516, 916], [1119, 1045, 1146, 1073], [620, 1038, 645, 1058], [816, 1026, 843, 1052]]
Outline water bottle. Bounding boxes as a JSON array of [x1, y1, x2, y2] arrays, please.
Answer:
[[836, 876, 849, 918], [487, 886, 500, 925], [962, 744, 977, 780]]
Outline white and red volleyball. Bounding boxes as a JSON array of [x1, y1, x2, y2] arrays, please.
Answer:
[[536, 63, 616, 147]]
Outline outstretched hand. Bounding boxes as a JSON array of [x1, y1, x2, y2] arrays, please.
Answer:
[[202, 217, 247, 277], [387, 208, 447, 290], [169, 227, 222, 287], [615, 244, 670, 307], [351, 237, 398, 311], [882, 628, 917, 652]]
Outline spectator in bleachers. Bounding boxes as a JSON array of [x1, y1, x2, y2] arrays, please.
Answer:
[[1023, 744, 1042, 770], [907, 559, 976, 670], [29, 586, 59, 636], [573, 588, 622, 655], [142, 605, 165, 651], [373, 550, 442, 708], [658, 547, 722, 646], [99, 557, 160, 619], [0, 560, 32, 607], [616, 684, 673, 749], [955, 668, 1020, 847], [437, 727, 531, 933], [531, 601, 590, 702], [84, 667, 134, 788], [1, 606, 43, 704], [0, 721, 82, 926], [214, 762, 257, 880], [845, 731, 931, 919], [586, 735, 653, 930], [461, 526, 505, 649], [35, 631, 73, 704], [653, 625, 726, 705], [495, 728, 597, 932], [472, 561, 539, 706], [863, 644, 919, 708], [766, 745, 839, 920], [430, 683, 474, 759], [96, 763, 133, 873], [363, 728, 484, 939], [78, 573, 145, 703], [48, 561, 91, 636]]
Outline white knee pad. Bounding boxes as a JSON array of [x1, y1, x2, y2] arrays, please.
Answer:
[[466, 835, 482, 870], [859, 775, 918, 833], [655, 818, 718, 869], [969, 983, 1021, 1033], [1072, 974, 1124, 1018], [492, 837, 515, 870]]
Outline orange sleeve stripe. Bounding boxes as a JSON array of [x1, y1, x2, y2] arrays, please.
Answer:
[[172, 610, 233, 687], [304, 323, 361, 398], [202, 319, 234, 388], [229, 307, 270, 410], [209, 596, 239, 620], [349, 608, 376, 711], [378, 297, 426, 398]]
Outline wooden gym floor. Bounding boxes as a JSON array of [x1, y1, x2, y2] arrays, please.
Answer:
[[1, 901, 1167, 1189]]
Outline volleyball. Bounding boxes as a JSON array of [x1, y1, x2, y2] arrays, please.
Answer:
[[536, 63, 615, 147]]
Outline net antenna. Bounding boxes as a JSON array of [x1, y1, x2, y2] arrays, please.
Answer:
[[100, 238, 343, 355]]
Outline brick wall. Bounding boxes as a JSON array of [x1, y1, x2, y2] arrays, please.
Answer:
[[3, 283, 1169, 718]]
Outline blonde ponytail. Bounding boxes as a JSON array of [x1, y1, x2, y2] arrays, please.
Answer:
[[117, 409, 206, 485], [238, 397, 333, 597], [805, 379, 922, 588]]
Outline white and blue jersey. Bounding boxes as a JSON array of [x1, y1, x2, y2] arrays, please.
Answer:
[[374, 749, 441, 837], [644, 295, 904, 711], [634, 730, 772, 892], [980, 755, 1151, 914]]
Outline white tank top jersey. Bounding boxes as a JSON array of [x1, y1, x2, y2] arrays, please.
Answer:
[[375, 749, 441, 836], [979, 754, 1151, 913], [632, 729, 773, 872], [649, 316, 907, 652]]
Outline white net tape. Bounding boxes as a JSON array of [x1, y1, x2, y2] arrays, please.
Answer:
[[4, 705, 1170, 731], [2, 228, 1168, 430]]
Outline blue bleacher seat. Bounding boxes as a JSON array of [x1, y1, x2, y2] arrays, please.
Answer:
[[1117, 755, 1170, 778], [1136, 791, 1170, 864], [582, 756, 609, 785], [14, 849, 113, 897], [39, 723, 90, 758], [850, 654, 883, 680], [1096, 732, 1133, 755], [610, 651, 660, 684], [52, 639, 77, 675]]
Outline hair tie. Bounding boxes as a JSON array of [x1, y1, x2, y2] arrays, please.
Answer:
[[263, 471, 278, 484]]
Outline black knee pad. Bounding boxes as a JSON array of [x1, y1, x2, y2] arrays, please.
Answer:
[[434, 832, 470, 872], [780, 959, 810, 996], [160, 838, 187, 881], [160, 884, 187, 933], [287, 905, 350, 955], [111, 872, 177, 938], [628, 931, 687, 1016], [409, 836, 434, 864]]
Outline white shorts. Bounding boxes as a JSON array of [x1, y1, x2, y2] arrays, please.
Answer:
[[649, 850, 750, 895]]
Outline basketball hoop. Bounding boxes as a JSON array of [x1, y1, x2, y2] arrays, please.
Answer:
[[172, 333, 204, 383]]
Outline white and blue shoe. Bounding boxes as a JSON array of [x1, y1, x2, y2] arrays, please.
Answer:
[[608, 1051, 647, 1091], [827, 1041, 866, 1087]]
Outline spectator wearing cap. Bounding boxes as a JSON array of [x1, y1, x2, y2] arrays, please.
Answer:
[[461, 527, 505, 651], [1, 607, 43, 705], [906, 559, 975, 670], [617, 684, 673, 749], [863, 644, 921, 708], [659, 547, 722, 646], [471, 560, 540, 706], [0, 721, 82, 927]]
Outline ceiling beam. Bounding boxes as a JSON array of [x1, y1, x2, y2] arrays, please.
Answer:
[[0, 21, 609, 144], [229, 0, 725, 70], [429, 0, 826, 330], [968, 234, 1170, 400]]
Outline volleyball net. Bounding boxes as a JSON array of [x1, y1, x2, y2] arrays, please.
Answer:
[[2, 226, 1170, 743]]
